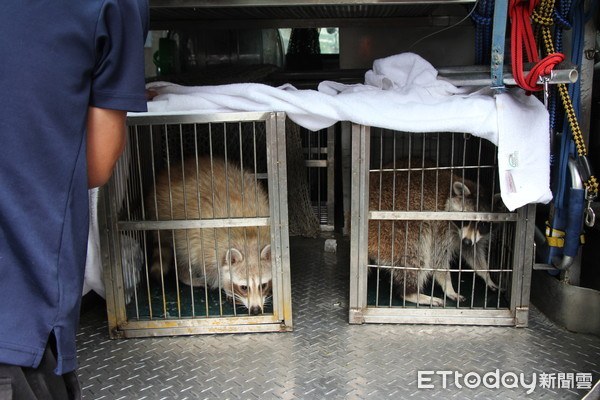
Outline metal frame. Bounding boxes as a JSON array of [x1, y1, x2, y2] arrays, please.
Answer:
[[348, 124, 535, 326], [100, 111, 292, 338], [302, 125, 336, 231]]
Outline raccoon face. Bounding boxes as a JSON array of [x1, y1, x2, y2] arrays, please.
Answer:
[[448, 181, 486, 246], [458, 221, 490, 247], [448, 181, 502, 247], [221, 245, 272, 315]]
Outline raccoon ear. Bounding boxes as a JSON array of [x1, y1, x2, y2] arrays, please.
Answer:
[[224, 248, 244, 265], [260, 244, 271, 261], [453, 181, 472, 197]]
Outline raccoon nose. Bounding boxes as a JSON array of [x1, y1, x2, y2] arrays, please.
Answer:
[[462, 238, 473, 247], [249, 306, 262, 315]]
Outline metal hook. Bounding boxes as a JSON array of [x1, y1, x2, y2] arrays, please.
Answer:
[[584, 187, 596, 228], [542, 76, 551, 109]]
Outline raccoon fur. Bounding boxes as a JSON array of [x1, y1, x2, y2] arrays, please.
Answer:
[[368, 159, 499, 306], [146, 156, 272, 315]]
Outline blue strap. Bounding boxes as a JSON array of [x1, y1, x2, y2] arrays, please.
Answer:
[[547, 0, 573, 134], [473, 0, 495, 65], [553, 0, 582, 209], [564, 188, 585, 257]]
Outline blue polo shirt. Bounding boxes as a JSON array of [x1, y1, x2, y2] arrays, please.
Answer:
[[0, 0, 148, 374]]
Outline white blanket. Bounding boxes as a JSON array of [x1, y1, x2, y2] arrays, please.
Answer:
[[144, 53, 551, 211]]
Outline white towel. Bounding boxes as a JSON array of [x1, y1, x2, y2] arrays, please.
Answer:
[[365, 53, 466, 97], [141, 52, 551, 211], [495, 89, 552, 210], [83, 188, 104, 298], [146, 81, 498, 139]]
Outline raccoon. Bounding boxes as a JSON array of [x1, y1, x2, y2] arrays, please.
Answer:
[[146, 156, 272, 315], [368, 159, 499, 306]]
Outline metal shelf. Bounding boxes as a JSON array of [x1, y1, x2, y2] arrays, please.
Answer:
[[150, 0, 476, 7], [149, 0, 474, 25]]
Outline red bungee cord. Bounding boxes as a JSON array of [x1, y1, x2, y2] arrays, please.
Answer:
[[509, 0, 565, 92]]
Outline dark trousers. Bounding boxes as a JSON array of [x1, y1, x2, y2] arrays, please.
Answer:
[[0, 340, 81, 400]]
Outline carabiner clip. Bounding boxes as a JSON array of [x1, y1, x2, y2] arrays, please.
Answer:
[[542, 76, 551, 109], [584, 187, 596, 227]]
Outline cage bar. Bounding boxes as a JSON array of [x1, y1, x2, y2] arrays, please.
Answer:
[[300, 124, 336, 231]]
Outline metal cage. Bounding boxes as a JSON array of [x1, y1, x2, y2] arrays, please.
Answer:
[[349, 125, 535, 327], [99, 111, 292, 338]]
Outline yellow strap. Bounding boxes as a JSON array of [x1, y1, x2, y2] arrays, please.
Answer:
[[546, 236, 564, 247], [545, 220, 565, 247], [545, 234, 585, 247], [544, 222, 585, 247], [545, 221, 565, 238]]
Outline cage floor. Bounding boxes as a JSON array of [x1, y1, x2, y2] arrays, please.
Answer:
[[77, 235, 600, 400]]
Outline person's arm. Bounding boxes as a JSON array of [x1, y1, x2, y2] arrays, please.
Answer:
[[86, 106, 127, 188]]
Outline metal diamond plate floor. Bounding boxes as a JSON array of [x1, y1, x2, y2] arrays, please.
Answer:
[[77, 236, 600, 399]]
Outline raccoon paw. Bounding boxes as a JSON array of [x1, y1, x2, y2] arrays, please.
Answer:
[[486, 281, 501, 292], [490, 285, 505, 293], [403, 293, 445, 306], [431, 297, 445, 306], [447, 293, 466, 303]]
